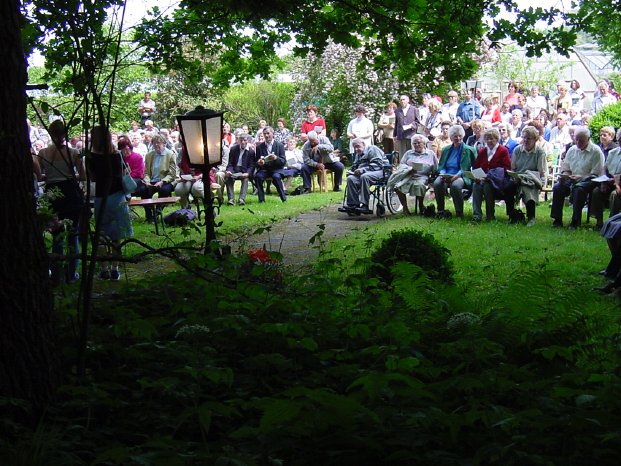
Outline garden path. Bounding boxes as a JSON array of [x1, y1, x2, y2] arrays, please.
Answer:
[[234, 202, 393, 268]]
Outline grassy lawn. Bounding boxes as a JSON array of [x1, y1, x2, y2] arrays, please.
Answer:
[[322, 199, 614, 304], [100, 186, 618, 310]]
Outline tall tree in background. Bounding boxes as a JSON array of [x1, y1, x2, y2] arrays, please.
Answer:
[[0, 0, 58, 404], [135, 0, 578, 89]]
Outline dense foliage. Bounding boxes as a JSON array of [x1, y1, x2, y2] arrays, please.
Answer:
[[589, 101, 621, 144], [289, 42, 418, 133], [1, 244, 620, 465], [481, 43, 571, 97], [132, 0, 580, 90], [577, 0, 621, 68], [369, 228, 454, 284]]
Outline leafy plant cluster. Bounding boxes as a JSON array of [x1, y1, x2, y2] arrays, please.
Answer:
[[2, 238, 621, 465], [589, 101, 621, 144], [369, 228, 454, 284]]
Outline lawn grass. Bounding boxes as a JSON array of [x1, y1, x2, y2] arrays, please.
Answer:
[[322, 198, 615, 305]]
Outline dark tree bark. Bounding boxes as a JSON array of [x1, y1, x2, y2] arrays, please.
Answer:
[[0, 0, 59, 405]]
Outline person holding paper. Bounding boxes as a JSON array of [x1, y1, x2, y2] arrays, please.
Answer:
[[283, 136, 304, 189], [254, 126, 288, 203], [471, 128, 512, 222], [506, 126, 547, 227], [387, 134, 437, 215], [550, 126, 604, 229], [432, 125, 477, 218], [591, 145, 621, 225], [300, 105, 326, 138], [346, 105, 374, 153]]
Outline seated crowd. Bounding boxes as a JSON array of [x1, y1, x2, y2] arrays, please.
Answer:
[[31, 78, 621, 236]]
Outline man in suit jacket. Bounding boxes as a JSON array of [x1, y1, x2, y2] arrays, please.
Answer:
[[254, 126, 287, 202], [394, 94, 420, 159], [224, 134, 255, 205]]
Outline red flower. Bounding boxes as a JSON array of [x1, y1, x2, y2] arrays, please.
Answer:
[[247, 248, 278, 264]]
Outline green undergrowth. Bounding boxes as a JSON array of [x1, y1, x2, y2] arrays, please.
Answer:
[[2, 227, 621, 465]]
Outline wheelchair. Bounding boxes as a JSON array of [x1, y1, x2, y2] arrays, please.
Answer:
[[338, 151, 401, 217]]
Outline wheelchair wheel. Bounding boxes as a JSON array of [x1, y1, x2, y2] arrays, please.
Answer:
[[376, 203, 386, 217], [386, 186, 402, 214]]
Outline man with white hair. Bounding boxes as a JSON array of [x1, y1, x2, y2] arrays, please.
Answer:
[[550, 126, 604, 229], [548, 113, 572, 149], [300, 131, 343, 193], [339, 138, 387, 214], [592, 81, 618, 114], [395, 95, 420, 158]]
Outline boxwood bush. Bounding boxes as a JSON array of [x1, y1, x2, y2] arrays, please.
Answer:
[[589, 100, 621, 144], [369, 228, 454, 284]]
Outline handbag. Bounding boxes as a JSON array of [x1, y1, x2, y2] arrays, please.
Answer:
[[374, 127, 383, 143], [120, 153, 137, 195]]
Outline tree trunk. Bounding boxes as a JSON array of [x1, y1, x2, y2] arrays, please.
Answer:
[[0, 0, 59, 405]]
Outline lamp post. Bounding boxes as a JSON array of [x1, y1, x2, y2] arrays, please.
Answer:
[[176, 106, 224, 250]]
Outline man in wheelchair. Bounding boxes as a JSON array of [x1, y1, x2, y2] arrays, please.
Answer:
[[339, 138, 388, 215]]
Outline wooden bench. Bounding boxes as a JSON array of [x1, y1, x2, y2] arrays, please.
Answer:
[[129, 196, 180, 235]]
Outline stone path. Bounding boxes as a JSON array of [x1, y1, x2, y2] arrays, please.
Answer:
[[237, 202, 395, 267]]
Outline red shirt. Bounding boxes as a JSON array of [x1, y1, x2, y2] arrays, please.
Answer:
[[474, 144, 511, 173], [301, 118, 326, 135]]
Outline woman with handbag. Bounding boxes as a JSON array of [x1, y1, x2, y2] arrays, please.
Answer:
[[87, 126, 133, 281], [377, 102, 396, 153], [38, 119, 86, 284], [117, 137, 144, 195]]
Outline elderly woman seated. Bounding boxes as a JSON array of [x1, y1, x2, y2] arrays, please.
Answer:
[[471, 128, 512, 222], [387, 134, 437, 215], [432, 125, 477, 218], [504, 125, 548, 226]]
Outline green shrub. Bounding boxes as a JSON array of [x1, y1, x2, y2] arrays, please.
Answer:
[[589, 100, 621, 144], [369, 228, 454, 284]]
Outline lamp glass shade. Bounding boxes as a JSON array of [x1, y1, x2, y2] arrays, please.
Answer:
[[177, 108, 224, 167]]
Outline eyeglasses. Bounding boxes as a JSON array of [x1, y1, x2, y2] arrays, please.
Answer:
[[448, 95, 458, 98]]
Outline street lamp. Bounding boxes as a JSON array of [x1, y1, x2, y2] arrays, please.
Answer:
[[176, 106, 224, 250]]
